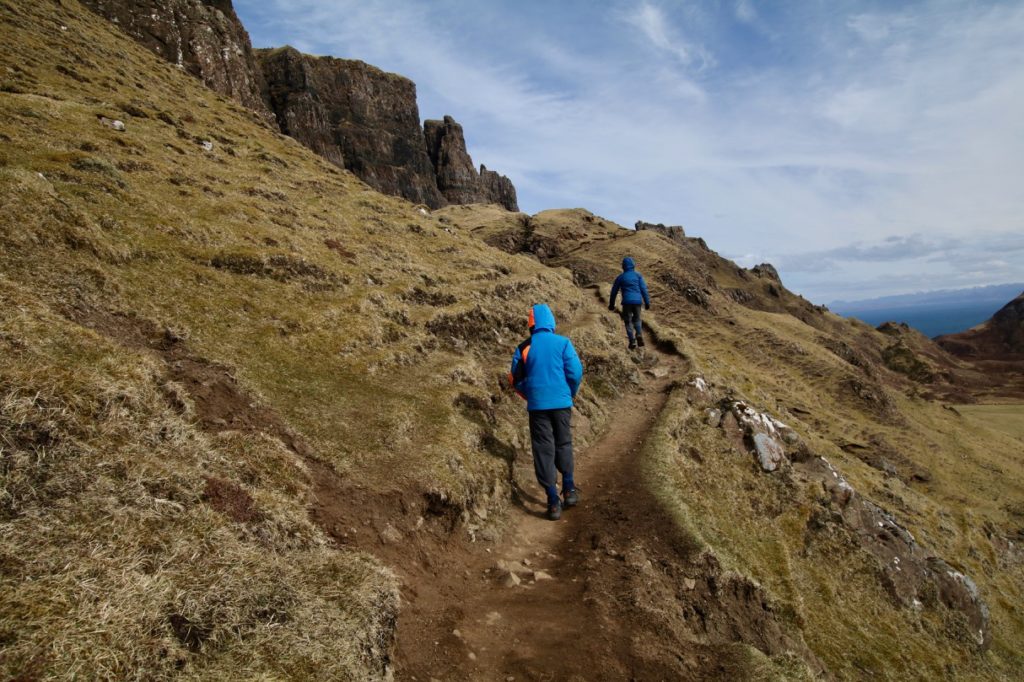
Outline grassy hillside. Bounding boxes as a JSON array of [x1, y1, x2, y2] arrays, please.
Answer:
[[438, 204, 1024, 679], [2, 1, 1023, 680], [0, 1, 633, 677]]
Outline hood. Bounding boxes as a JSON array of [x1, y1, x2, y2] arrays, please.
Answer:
[[529, 303, 556, 332], [622, 257, 635, 271]]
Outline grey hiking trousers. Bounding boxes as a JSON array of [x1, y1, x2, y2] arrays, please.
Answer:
[[529, 408, 574, 495], [621, 303, 643, 342]]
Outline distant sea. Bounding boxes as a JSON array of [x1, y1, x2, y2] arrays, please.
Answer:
[[830, 283, 1024, 338], [831, 304, 998, 338]]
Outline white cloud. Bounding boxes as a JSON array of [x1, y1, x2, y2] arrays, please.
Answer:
[[624, 2, 714, 71], [235, 0, 1024, 303], [846, 13, 914, 43], [735, 0, 757, 25]]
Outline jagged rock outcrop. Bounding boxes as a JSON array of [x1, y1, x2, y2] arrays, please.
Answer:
[[80, 0, 272, 121], [635, 220, 685, 242], [83, 4, 519, 210], [478, 165, 518, 212], [688, 383, 992, 649], [423, 116, 518, 211], [257, 46, 444, 208], [808, 456, 991, 649], [750, 263, 780, 281], [423, 116, 476, 204]]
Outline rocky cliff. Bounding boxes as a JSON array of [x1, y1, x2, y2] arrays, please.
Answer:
[[80, 0, 272, 121], [477, 165, 518, 212], [424, 116, 518, 211], [5, 2, 1024, 677], [82, 2, 519, 210], [258, 46, 445, 208]]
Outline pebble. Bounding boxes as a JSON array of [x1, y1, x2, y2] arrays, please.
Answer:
[[98, 116, 125, 131]]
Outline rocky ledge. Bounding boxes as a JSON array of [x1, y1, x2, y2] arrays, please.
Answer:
[[257, 46, 445, 208], [635, 220, 685, 242], [688, 377, 992, 650], [86, 0, 520, 210], [424, 116, 518, 211]]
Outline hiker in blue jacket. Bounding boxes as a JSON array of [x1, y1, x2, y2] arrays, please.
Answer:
[[608, 256, 651, 349], [508, 304, 584, 521]]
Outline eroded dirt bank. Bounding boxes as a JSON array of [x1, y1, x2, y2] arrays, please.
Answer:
[[390, 341, 819, 681]]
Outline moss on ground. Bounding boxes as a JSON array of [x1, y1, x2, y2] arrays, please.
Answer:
[[2, 1, 1022, 679], [0, 2, 631, 678], [440, 202, 1024, 679]]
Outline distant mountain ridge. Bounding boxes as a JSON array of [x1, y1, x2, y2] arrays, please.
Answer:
[[830, 282, 1024, 337], [831, 282, 1024, 311]]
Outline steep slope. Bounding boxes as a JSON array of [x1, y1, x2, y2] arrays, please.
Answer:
[[935, 291, 1024, 400], [78, 0, 521, 210], [2, 2, 1022, 680], [437, 204, 1024, 679], [79, 0, 273, 121], [0, 2, 630, 678], [938, 292, 1024, 358]]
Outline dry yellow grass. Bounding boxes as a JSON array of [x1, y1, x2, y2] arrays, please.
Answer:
[[0, 1, 633, 678], [957, 404, 1024, 442], [3, 0, 1023, 679], [440, 203, 1024, 679]]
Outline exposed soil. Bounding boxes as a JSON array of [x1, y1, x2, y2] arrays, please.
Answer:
[[202, 477, 262, 524], [390, 338, 822, 680], [66, 307, 313, 449], [391, 349, 687, 681], [66, 304, 820, 679]]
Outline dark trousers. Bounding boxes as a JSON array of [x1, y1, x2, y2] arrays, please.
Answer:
[[621, 303, 643, 341], [528, 408, 574, 502]]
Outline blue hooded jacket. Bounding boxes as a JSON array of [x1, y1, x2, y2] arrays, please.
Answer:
[[609, 257, 650, 306], [508, 304, 583, 411]]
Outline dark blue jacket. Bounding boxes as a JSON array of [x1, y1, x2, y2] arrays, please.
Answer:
[[609, 257, 650, 306], [508, 304, 583, 411]]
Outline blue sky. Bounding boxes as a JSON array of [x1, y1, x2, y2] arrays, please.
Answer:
[[235, 0, 1024, 304]]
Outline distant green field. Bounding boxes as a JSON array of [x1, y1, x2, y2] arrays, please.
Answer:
[[957, 404, 1024, 440]]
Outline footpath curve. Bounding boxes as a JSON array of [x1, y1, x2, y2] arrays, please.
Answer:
[[395, 339, 691, 680]]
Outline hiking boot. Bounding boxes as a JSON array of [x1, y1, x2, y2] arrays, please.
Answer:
[[546, 502, 562, 521], [637, 336, 646, 347], [563, 488, 579, 508], [628, 339, 637, 350]]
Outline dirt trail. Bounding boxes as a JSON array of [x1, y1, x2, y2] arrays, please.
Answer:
[[395, 342, 693, 681]]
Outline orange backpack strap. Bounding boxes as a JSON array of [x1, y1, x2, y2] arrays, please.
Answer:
[[508, 338, 531, 399], [512, 339, 531, 382]]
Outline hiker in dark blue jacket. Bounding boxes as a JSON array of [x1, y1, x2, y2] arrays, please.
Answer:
[[608, 256, 651, 349], [508, 304, 584, 521]]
